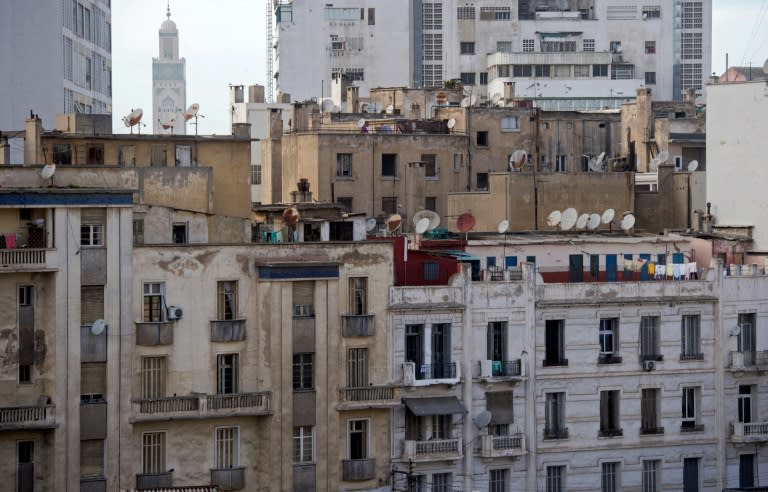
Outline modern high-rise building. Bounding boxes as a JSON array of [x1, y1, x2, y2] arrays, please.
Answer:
[[0, 0, 112, 131], [152, 6, 187, 135], [272, 0, 711, 105]]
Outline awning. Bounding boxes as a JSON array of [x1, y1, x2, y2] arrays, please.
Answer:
[[403, 396, 466, 416]]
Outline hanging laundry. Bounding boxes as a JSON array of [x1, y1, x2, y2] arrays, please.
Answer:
[[648, 262, 655, 276], [5, 234, 16, 249]]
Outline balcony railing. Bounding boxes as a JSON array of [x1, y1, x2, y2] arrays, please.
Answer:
[[342, 458, 375, 481], [479, 359, 523, 379], [402, 361, 461, 386], [0, 405, 55, 431], [480, 434, 526, 458], [543, 427, 569, 440], [732, 421, 768, 443], [338, 386, 399, 410], [135, 321, 174, 346], [132, 392, 271, 422], [210, 467, 245, 490], [341, 314, 375, 337], [0, 248, 52, 270], [210, 319, 246, 342], [730, 350, 768, 370], [403, 438, 462, 462], [135, 471, 173, 489]]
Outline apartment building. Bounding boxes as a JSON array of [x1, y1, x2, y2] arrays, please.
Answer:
[[0, 0, 112, 130]]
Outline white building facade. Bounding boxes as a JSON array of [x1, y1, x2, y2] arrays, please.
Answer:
[[0, 0, 112, 131], [152, 6, 187, 135]]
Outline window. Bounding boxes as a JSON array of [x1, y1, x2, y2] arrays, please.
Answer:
[[522, 39, 535, 52], [433, 473, 451, 492], [453, 154, 463, 172], [250, 164, 262, 185], [593, 64, 608, 77], [599, 318, 618, 355], [640, 388, 662, 434], [541, 41, 576, 52], [643, 5, 661, 18], [348, 419, 368, 459], [681, 1, 703, 28], [347, 348, 368, 387], [645, 72, 657, 85], [175, 144, 192, 167], [324, 7, 359, 21], [573, 64, 590, 77], [460, 42, 475, 55], [513, 64, 532, 77], [86, 144, 104, 164], [611, 64, 634, 80], [555, 155, 567, 172], [367, 7, 375, 25], [423, 2, 443, 29], [681, 32, 703, 60], [738, 313, 756, 365], [217, 354, 239, 394], [642, 460, 660, 492], [217, 281, 238, 320], [601, 462, 620, 492], [681, 63, 703, 92], [546, 465, 565, 492], [460, 72, 476, 85], [381, 197, 397, 215], [133, 219, 144, 246], [681, 386, 701, 431], [609, 41, 622, 53], [480, 6, 511, 20], [645, 41, 656, 54], [293, 426, 314, 463], [457, 6, 475, 19], [381, 153, 397, 177], [477, 173, 489, 190], [53, 144, 73, 164], [487, 321, 508, 370], [293, 353, 314, 390], [683, 457, 700, 492], [497, 41, 513, 53], [476, 131, 488, 146], [172, 222, 187, 244], [142, 432, 166, 474], [336, 153, 353, 178], [80, 439, 104, 478], [141, 357, 166, 399], [489, 469, 508, 492], [535, 64, 550, 77], [544, 320, 566, 366], [80, 361, 106, 401], [335, 197, 352, 214], [738, 385, 753, 423], [479, 72, 488, 85], [681, 315, 702, 359], [118, 145, 135, 166], [214, 427, 239, 469], [80, 224, 104, 246], [151, 145, 167, 167], [349, 277, 367, 315], [424, 262, 439, 281], [425, 196, 437, 212], [142, 282, 165, 322], [583, 39, 595, 52], [640, 316, 661, 360], [501, 117, 519, 132], [545, 392, 567, 438], [740, 454, 756, 488], [600, 390, 622, 436]]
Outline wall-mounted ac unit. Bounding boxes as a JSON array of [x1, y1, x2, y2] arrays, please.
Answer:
[[643, 360, 656, 371], [167, 306, 183, 320]]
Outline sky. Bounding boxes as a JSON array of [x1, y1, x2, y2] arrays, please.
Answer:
[[112, 0, 768, 135]]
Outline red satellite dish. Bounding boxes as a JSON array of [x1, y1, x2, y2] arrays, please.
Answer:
[[457, 212, 476, 233], [386, 214, 403, 233], [283, 207, 300, 226]]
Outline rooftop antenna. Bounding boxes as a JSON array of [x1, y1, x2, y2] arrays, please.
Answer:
[[457, 212, 476, 240], [122, 108, 144, 134], [546, 210, 562, 227], [184, 103, 203, 135], [90, 319, 107, 336], [415, 217, 430, 235], [498, 218, 510, 260], [657, 150, 669, 164], [589, 152, 606, 172], [282, 207, 300, 242], [560, 208, 578, 231], [447, 118, 456, 132], [649, 157, 660, 172], [158, 117, 176, 134]]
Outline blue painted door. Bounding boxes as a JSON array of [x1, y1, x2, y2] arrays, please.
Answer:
[[606, 255, 617, 282]]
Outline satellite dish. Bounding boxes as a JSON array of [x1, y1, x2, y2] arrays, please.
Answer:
[[366, 102, 382, 114], [474, 410, 492, 429], [415, 217, 430, 234], [509, 150, 527, 170], [497, 219, 509, 234], [413, 210, 440, 231], [576, 213, 589, 230], [40, 162, 56, 185], [620, 213, 636, 231], [649, 157, 660, 172], [321, 99, 335, 112], [447, 118, 456, 129], [590, 152, 606, 172], [657, 150, 669, 163], [356, 118, 366, 128], [365, 218, 377, 232], [184, 103, 199, 121], [687, 160, 699, 172], [460, 97, 471, 108], [457, 212, 476, 233], [385, 104, 394, 115], [560, 208, 578, 231], [386, 214, 402, 233], [491, 93, 502, 106], [160, 117, 176, 130], [587, 213, 601, 230], [283, 207, 300, 226], [547, 210, 562, 227], [90, 319, 106, 336], [122, 108, 143, 127], [601, 208, 615, 224], [730, 325, 742, 337]]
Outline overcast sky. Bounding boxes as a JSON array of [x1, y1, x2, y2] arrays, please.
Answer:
[[112, 0, 768, 134]]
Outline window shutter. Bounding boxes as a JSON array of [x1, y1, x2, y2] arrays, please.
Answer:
[[487, 391, 514, 424], [293, 281, 314, 306], [81, 286, 104, 324], [80, 439, 104, 477], [81, 208, 106, 224], [81, 362, 106, 396]]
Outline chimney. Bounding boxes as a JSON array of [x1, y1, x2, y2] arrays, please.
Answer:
[[290, 178, 312, 203], [346, 86, 360, 113], [503, 81, 516, 103], [0, 135, 10, 165], [24, 115, 42, 164]]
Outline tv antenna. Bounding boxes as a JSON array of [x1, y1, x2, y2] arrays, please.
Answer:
[[447, 118, 456, 131], [587, 213, 601, 231], [365, 218, 377, 233], [414, 217, 430, 235], [649, 157, 660, 172], [657, 150, 669, 163], [158, 117, 176, 134], [184, 103, 203, 135], [589, 152, 606, 172], [40, 162, 56, 187], [386, 214, 402, 235], [90, 319, 107, 336], [620, 213, 636, 233], [122, 108, 144, 134]]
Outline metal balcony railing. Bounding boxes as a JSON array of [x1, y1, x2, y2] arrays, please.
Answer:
[[342, 458, 375, 481], [210, 467, 245, 490], [340, 386, 395, 402], [341, 314, 375, 337]]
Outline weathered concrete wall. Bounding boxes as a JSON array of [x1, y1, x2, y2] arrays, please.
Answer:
[[140, 168, 212, 214], [635, 165, 690, 232]]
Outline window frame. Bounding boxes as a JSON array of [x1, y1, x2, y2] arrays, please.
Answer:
[[293, 353, 314, 390], [460, 41, 475, 55], [214, 426, 240, 469], [599, 318, 619, 355], [546, 464, 566, 492], [347, 418, 370, 460], [216, 353, 239, 395], [80, 223, 104, 247], [601, 461, 621, 492], [336, 153, 353, 178], [348, 277, 367, 315], [381, 153, 398, 177], [141, 356, 166, 399], [141, 431, 166, 474], [293, 425, 314, 463], [545, 392, 566, 437], [217, 281, 239, 321], [680, 315, 702, 359], [501, 116, 519, 132], [681, 386, 700, 430], [142, 282, 165, 322], [642, 459, 661, 492]]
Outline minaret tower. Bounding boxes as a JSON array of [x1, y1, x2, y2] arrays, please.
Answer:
[[152, 3, 186, 134]]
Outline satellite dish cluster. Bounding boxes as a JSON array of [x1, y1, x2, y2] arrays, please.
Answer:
[[649, 150, 698, 172], [547, 207, 635, 233]]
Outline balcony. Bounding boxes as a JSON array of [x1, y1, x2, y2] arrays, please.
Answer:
[[729, 350, 768, 373], [211, 467, 245, 490], [402, 438, 462, 462], [480, 434, 526, 458], [0, 248, 57, 272], [135, 471, 173, 489], [135, 321, 173, 346], [338, 386, 399, 410], [0, 405, 55, 431], [543, 428, 569, 440], [210, 319, 246, 342], [342, 458, 375, 481], [732, 422, 768, 443], [131, 392, 272, 423], [402, 361, 461, 386], [341, 314, 375, 337], [478, 359, 523, 382]]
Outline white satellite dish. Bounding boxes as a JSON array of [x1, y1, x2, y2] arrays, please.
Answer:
[[413, 210, 440, 231], [90, 319, 106, 336], [356, 118, 367, 128], [560, 208, 578, 231], [365, 218, 377, 232], [366, 102, 382, 113], [497, 219, 509, 234], [160, 117, 176, 130], [415, 217, 430, 234], [509, 150, 527, 170], [601, 208, 615, 224], [447, 118, 456, 129], [122, 108, 143, 127], [576, 213, 589, 230], [184, 103, 199, 121], [547, 210, 562, 227], [587, 213, 601, 230], [385, 104, 394, 115], [590, 152, 606, 172], [649, 157, 660, 172], [474, 410, 492, 429], [620, 213, 636, 231], [657, 150, 669, 163], [687, 160, 699, 172], [460, 97, 471, 108], [40, 162, 56, 185], [321, 99, 335, 113]]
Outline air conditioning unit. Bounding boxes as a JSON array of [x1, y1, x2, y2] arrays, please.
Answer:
[[293, 304, 315, 317], [167, 306, 183, 320], [643, 360, 656, 371]]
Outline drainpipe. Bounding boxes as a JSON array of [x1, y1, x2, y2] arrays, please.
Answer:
[[466, 107, 472, 191], [462, 265, 473, 492]]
